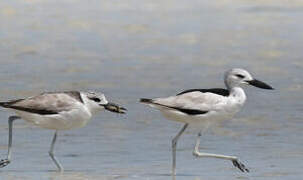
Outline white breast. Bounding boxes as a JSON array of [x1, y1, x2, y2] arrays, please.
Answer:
[[13, 104, 92, 130]]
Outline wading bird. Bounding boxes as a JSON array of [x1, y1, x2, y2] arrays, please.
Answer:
[[0, 91, 126, 171], [140, 68, 273, 175]]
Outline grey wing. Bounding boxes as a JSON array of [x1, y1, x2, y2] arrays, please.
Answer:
[[152, 91, 226, 113], [0, 92, 82, 115]]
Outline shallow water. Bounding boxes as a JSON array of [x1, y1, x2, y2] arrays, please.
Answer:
[[0, 0, 303, 179]]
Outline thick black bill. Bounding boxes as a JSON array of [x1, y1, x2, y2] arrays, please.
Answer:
[[247, 79, 274, 90], [104, 102, 127, 114]]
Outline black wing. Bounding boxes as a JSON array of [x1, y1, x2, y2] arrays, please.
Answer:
[[140, 98, 208, 115], [177, 88, 229, 97]]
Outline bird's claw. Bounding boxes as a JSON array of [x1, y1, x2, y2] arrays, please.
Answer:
[[0, 159, 10, 168], [232, 159, 249, 172]]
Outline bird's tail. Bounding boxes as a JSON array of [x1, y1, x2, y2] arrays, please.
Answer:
[[0, 102, 10, 108], [139, 98, 154, 104], [0, 99, 23, 108]]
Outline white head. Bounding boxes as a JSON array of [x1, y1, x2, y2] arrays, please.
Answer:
[[224, 68, 274, 90], [83, 91, 126, 114]]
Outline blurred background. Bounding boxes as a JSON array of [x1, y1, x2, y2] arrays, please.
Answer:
[[0, 0, 303, 179]]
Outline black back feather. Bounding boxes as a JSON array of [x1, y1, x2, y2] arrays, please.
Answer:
[[177, 88, 229, 97]]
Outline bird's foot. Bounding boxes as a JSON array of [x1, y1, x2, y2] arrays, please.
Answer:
[[0, 159, 10, 168], [232, 159, 249, 172]]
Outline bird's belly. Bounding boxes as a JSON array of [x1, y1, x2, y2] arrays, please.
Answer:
[[14, 109, 92, 130], [160, 108, 238, 125]]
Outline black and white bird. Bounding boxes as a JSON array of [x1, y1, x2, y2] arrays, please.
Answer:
[[140, 68, 274, 175], [0, 91, 126, 171]]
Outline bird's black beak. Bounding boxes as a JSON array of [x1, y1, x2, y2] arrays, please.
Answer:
[[103, 102, 127, 114], [246, 79, 274, 90]]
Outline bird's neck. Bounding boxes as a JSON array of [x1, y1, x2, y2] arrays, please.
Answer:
[[229, 87, 247, 105], [81, 94, 96, 115]]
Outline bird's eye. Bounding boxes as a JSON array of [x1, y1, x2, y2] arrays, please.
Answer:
[[236, 74, 245, 79], [90, 97, 101, 102]]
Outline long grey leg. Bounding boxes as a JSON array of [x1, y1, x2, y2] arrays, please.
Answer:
[[49, 130, 64, 172], [192, 132, 249, 172], [172, 123, 188, 176], [0, 116, 21, 168]]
